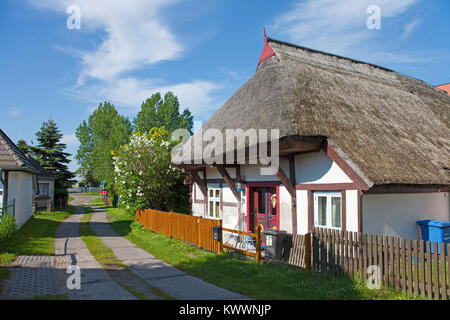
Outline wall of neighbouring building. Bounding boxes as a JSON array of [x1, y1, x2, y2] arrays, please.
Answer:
[[362, 192, 450, 240], [7, 171, 35, 227]]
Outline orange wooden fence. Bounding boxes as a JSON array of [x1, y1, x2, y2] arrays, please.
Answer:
[[135, 209, 222, 253]]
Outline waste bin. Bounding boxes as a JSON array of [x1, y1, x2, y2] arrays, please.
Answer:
[[416, 220, 450, 254], [263, 229, 288, 260]]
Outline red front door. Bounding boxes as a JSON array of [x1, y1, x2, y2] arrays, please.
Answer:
[[248, 187, 278, 233]]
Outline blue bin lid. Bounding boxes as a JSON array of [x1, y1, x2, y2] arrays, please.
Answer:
[[416, 220, 450, 228]]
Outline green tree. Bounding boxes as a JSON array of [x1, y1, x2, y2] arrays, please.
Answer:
[[30, 120, 75, 199], [17, 139, 28, 154], [75, 102, 131, 194], [112, 128, 189, 214], [133, 92, 193, 136]]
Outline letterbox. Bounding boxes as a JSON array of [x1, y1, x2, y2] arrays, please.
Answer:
[[213, 225, 222, 241]]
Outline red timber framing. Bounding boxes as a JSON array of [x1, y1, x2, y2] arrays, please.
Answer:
[[274, 162, 297, 233]]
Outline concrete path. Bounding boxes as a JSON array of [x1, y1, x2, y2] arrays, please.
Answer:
[[78, 194, 246, 300], [54, 196, 136, 300]]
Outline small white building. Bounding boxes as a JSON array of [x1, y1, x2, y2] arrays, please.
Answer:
[[26, 155, 56, 211], [0, 129, 39, 227], [179, 35, 449, 240]]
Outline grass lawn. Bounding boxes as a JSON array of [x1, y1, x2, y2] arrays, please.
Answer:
[[91, 198, 422, 300], [0, 208, 73, 264]]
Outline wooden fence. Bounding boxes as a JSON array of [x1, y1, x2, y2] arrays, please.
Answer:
[[222, 226, 262, 262], [135, 209, 222, 253], [302, 227, 449, 300], [284, 233, 312, 270]]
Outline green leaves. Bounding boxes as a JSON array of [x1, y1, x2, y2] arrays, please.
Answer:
[[133, 91, 193, 136], [113, 131, 189, 214], [30, 120, 75, 191], [76, 102, 131, 191]]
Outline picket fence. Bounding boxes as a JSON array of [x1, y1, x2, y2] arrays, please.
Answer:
[[305, 227, 449, 300], [135, 208, 222, 253]]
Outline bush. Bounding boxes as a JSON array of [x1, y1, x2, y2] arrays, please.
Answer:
[[0, 213, 18, 245]]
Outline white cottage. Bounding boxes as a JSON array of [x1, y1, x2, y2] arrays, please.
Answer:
[[179, 35, 450, 240], [0, 129, 38, 227]]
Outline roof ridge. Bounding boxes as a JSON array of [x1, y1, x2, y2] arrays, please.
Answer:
[[266, 37, 395, 73], [0, 128, 37, 171]]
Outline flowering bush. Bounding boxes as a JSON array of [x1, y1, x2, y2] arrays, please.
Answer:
[[112, 128, 189, 215]]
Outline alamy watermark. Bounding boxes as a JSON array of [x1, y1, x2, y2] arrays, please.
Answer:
[[366, 265, 381, 289], [171, 121, 280, 175], [367, 5, 381, 30], [66, 265, 81, 290], [66, 5, 81, 30]]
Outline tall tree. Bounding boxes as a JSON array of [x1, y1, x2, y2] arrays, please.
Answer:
[[75, 102, 131, 193], [30, 120, 75, 199], [133, 92, 193, 136], [17, 139, 28, 154]]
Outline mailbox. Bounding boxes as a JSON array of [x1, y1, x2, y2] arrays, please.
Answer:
[[213, 225, 222, 241]]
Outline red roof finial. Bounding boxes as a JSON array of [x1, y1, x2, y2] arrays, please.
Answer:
[[258, 26, 277, 68]]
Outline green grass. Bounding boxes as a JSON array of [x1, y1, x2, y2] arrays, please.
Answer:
[[94, 198, 421, 300], [0, 208, 73, 264]]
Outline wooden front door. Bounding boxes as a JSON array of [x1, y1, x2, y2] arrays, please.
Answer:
[[248, 187, 278, 233]]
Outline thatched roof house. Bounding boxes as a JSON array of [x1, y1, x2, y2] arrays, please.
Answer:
[[180, 34, 449, 239], [196, 37, 450, 188]]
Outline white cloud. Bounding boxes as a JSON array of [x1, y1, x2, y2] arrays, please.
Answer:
[[272, 0, 418, 56], [30, 0, 183, 83], [7, 107, 22, 117], [70, 77, 221, 118], [30, 0, 224, 120], [402, 18, 422, 39]]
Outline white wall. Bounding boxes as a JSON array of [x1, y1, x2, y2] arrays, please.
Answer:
[[295, 150, 352, 184], [345, 190, 359, 232], [296, 190, 309, 234], [279, 185, 292, 233], [7, 172, 35, 227], [362, 193, 450, 239]]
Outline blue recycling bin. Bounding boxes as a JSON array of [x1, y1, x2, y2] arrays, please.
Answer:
[[416, 220, 450, 254]]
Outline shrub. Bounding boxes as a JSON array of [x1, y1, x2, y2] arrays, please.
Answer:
[[0, 213, 18, 245], [112, 128, 189, 214]]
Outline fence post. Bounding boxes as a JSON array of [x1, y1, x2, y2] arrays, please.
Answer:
[[304, 233, 312, 271], [218, 220, 223, 254], [168, 211, 172, 238], [255, 225, 262, 263]]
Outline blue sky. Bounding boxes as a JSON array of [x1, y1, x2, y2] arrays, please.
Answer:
[[1, 0, 449, 175]]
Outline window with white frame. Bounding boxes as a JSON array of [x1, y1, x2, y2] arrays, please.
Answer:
[[39, 183, 50, 196], [313, 192, 342, 229], [208, 188, 220, 218]]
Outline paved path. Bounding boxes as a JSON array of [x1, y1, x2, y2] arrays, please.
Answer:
[[80, 195, 246, 300], [2, 194, 247, 300], [54, 196, 136, 300]]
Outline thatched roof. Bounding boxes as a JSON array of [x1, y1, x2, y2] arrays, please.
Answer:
[[184, 38, 450, 187], [0, 128, 38, 173]]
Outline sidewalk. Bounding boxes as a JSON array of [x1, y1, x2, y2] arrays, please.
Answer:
[[84, 197, 246, 300], [54, 196, 136, 300]]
